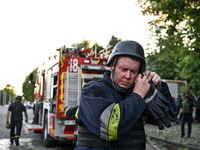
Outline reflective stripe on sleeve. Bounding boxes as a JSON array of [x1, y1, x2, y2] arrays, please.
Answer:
[[100, 103, 120, 141], [75, 107, 79, 120]]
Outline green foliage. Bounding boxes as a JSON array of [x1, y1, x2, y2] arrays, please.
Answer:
[[146, 31, 187, 79], [108, 35, 122, 48], [91, 43, 104, 53], [178, 148, 190, 150], [0, 84, 16, 104], [177, 52, 200, 95], [72, 39, 91, 49], [73, 39, 104, 54], [22, 67, 38, 102], [73, 35, 122, 52], [139, 0, 200, 96]]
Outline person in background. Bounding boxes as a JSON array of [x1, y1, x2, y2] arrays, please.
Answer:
[[175, 94, 183, 124], [74, 40, 176, 150], [196, 96, 200, 123], [6, 96, 28, 146], [178, 95, 196, 138]]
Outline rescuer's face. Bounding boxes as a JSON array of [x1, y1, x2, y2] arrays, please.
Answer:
[[112, 56, 140, 88], [185, 98, 189, 102]]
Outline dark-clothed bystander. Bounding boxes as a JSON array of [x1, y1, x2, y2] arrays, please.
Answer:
[[175, 94, 183, 124], [6, 96, 28, 146], [178, 95, 196, 138]]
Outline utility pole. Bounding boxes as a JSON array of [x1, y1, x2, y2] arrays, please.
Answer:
[[9, 94, 11, 105], [3, 90, 6, 106], [3, 90, 5, 106]]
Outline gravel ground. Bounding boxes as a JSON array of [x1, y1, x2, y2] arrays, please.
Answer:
[[145, 121, 200, 150]]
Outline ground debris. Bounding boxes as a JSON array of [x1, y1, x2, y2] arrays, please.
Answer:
[[145, 121, 200, 150]]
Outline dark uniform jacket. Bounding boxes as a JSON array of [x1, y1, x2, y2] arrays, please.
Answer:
[[75, 71, 175, 150], [8, 101, 26, 121]]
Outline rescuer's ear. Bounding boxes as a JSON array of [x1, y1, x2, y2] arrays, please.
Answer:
[[109, 62, 114, 69]]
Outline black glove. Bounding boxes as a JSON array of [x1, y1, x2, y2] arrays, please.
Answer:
[[64, 106, 78, 118], [144, 81, 176, 130]]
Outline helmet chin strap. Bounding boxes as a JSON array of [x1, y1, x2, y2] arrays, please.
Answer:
[[111, 57, 134, 93]]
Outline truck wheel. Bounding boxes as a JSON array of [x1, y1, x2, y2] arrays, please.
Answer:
[[43, 113, 55, 147]]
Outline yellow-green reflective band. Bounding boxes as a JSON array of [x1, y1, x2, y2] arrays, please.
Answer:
[[75, 107, 79, 120], [64, 107, 69, 114], [15, 135, 20, 138], [75, 131, 78, 135], [108, 103, 120, 141], [143, 121, 146, 125]]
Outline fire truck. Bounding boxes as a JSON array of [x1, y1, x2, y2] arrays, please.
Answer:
[[28, 45, 111, 147], [162, 79, 187, 100]]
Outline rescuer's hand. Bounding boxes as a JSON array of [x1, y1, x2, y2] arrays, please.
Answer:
[[144, 81, 177, 130], [192, 112, 196, 120], [133, 74, 151, 98], [25, 119, 28, 123], [145, 71, 161, 86]]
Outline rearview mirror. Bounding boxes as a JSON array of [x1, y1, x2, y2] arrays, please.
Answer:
[[29, 72, 34, 85]]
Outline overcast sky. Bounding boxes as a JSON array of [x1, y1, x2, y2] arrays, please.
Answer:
[[0, 0, 152, 95]]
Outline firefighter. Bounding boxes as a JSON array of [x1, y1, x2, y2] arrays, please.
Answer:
[[6, 96, 28, 146], [178, 95, 196, 138], [75, 40, 176, 150], [175, 94, 183, 124]]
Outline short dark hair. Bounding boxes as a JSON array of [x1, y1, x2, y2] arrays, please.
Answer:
[[186, 95, 193, 101], [15, 96, 22, 101]]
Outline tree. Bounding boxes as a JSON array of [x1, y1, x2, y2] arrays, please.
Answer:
[[108, 35, 122, 48], [91, 43, 104, 54], [139, 0, 200, 96], [72, 39, 91, 49], [73, 35, 122, 51], [22, 67, 38, 102], [146, 31, 187, 79], [1, 84, 16, 104]]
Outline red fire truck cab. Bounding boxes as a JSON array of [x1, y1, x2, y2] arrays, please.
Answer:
[[27, 45, 111, 147]]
